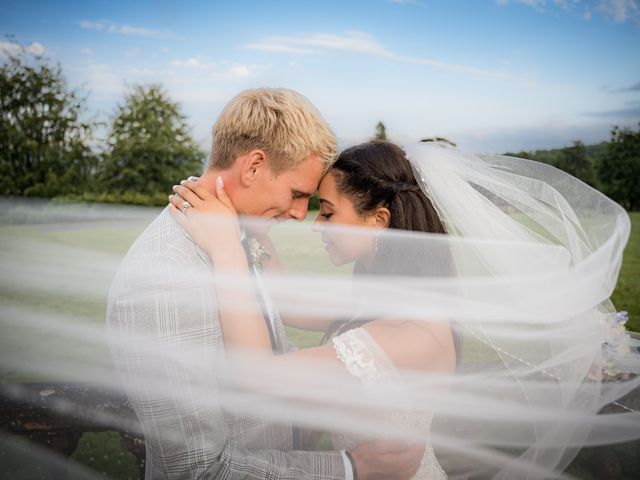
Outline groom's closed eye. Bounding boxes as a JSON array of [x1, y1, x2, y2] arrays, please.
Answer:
[[292, 190, 312, 199]]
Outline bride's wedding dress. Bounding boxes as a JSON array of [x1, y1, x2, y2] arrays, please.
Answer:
[[330, 327, 448, 480]]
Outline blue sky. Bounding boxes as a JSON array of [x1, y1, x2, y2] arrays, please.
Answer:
[[2, 0, 639, 153]]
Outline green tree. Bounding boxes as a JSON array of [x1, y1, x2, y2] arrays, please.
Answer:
[[0, 42, 96, 197], [374, 121, 387, 141], [557, 140, 596, 186], [598, 124, 640, 211], [504, 150, 531, 159], [101, 84, 204, 203]]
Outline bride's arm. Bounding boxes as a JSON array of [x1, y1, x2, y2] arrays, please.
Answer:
[[169, 178, 272, 351], [276, 319, 455, 373], [170, 178, 455, 372], [174, 178, 336, 333]]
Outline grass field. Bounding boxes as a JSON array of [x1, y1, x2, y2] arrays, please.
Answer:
[[1, 209, 638, 372], [1, 208, 638, 385], [612, 212, 640, 332]]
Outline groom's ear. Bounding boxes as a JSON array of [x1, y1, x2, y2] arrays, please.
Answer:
[[239, 149, 268, 187]]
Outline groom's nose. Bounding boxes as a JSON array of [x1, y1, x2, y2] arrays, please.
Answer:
[[288, 197, 309, 221]]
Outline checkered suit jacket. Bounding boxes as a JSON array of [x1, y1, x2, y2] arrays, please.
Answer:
[[107, 207, 345, 479]]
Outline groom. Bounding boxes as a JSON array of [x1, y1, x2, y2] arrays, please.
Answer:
[[107, 88, 423, 479]]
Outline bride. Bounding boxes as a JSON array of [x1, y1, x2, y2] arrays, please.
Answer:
[[170, 141, 456, 479], [169, 140, 638, 479]]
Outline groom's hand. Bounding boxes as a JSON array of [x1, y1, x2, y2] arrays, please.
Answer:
[[350, 440, 425, 480]]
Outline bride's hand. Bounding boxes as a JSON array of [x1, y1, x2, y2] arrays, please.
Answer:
[[169, 176, 240, 258]]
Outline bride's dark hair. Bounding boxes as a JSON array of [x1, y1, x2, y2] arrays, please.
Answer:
[[331, 141, 446, 235], [332, 141, 450, 277], [324, 141, 461, 363]]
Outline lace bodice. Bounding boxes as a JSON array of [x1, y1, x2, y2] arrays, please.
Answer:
[[331, 328, 447, 480], [332, 328, 385, 383]]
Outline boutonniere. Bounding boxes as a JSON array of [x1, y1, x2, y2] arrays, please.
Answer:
[[247, 237, 271, 272]]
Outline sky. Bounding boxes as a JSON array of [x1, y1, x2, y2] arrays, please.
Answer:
[[1, 0, 640, 153]]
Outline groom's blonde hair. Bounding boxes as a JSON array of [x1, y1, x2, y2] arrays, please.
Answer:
[[206, 88, 337, 174]]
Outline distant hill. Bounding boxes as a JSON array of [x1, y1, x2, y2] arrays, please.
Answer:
[[504, 142, 609, 167]]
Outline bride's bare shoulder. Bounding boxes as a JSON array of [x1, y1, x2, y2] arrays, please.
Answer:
[[362, 319, 456, 373]]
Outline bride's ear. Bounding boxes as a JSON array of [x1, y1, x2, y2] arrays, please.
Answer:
[[372, 207, 391, 229], [240, 149, 267, 187]]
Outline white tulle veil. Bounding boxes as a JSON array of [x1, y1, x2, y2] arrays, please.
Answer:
[[1, 142, 638, 479]]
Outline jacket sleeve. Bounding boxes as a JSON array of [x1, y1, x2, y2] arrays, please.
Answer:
[[107, 238, 345, 480]]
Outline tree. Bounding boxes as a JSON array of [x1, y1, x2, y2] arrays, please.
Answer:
[[557, 140, 596, 186], [373, 121, 387, 141], [504, 150, 531, 159], [598, 124, 640, 211], [0, 42, 96, 197], [101, 84, 204, 202]]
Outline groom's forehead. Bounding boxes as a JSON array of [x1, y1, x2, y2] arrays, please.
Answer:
[[283, 156, 324, 190]]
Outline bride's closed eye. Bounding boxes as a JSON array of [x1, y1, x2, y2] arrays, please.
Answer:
[[320, 212, 333, 220]]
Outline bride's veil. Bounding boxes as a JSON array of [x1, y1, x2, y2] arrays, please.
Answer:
[[400, 142, 638, 477], [1, 143, 638, 479]]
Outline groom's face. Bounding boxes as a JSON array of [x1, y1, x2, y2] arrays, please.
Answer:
[[247, 154, 324, 220]]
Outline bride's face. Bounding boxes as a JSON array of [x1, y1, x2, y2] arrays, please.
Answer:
[[313, 171, 380, 266]]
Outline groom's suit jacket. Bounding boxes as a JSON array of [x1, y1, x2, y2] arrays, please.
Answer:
[[107, 207, 345, 480]]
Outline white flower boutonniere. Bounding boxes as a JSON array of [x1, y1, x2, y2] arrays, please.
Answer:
[[247, 237, 271, 272]]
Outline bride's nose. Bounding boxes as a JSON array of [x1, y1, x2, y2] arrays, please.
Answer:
[[311, 214, 324, 233]]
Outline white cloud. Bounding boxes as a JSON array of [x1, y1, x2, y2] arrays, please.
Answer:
[[247, 43, 318, 54], [28, 42, 45, 56], [497, 0, 640, 23], [246, 31, 514, 81], [80, 19, 173, 38], [496, 0, 546, 8], [598, 0, 640, 22], [79, 20, 105, 31], [398, 55, 512, 79], [390, 0, 424, 5], [287, 60, 304, 71], [170, 57, 216, 69], [72, 62, 167, 99], [248, 31, 393, 57], [0, 41, 46, 57], [167, 56, 270, 82], [128, 67, 157, 78], [0, 42, 21, 56], [81, 62, 125, 97], [495, 0, 580, 10], [556, 0, 582, 10], [81, 48, 92, 55], [228, 64, 251, 78], [168, 55, 270, 80]]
